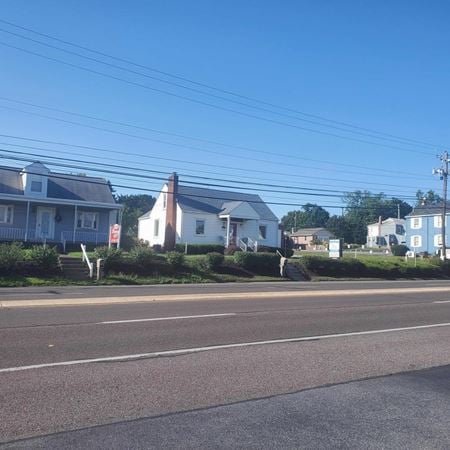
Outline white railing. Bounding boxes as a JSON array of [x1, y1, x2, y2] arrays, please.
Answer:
[[238, 238, 248, 252], [80, 244, 94, 278], [247, 237, 258, 252], [0, 227, 26, 241]]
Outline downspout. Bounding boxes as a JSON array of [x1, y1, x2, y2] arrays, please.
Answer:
[[73, 205, 78, 243]]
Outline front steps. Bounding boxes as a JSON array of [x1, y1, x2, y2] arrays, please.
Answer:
[[59, 255, 90, 280]]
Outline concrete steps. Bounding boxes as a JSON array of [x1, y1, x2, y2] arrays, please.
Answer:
[[285, 263, 306, 281], [59, 256, 89, 280]]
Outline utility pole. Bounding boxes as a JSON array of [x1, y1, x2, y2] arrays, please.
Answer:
[[433, 151, 449, 260]]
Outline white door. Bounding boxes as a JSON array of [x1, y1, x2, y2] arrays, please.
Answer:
[[36, 207, 55, 240]]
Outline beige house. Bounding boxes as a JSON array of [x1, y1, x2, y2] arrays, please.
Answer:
[[289, 227, 334, 250]]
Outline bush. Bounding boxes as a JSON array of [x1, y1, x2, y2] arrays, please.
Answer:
[[391, 244, 409, 257], [93, 246, 123, 271], [175, 244, 224, 255], [129, 245, 154, 266], [300, 256, 366, 277], [224, 245, 241, 255], [28, 245, 60, 273], [204, 252, 224, 271], [257, 245, 294, 257], [167, 251, 185, 267], [0, 242, 24, 273], [234, 252, 279, 275]]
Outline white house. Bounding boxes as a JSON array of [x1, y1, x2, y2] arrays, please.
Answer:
[[366, 217, 406, 248], [138, 173, 281, 250]]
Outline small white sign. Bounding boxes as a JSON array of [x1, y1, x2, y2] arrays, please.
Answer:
[[329, 239, 342, 259]]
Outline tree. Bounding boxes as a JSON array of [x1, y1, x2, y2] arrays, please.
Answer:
[[343, 191, 412, 244], [326, 215, 353, 243], [281, 203, 330, 231], [116, 194, 156, 236], [415, 189, 442, 206]]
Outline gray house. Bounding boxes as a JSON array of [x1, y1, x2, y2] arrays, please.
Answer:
[[0, 162, 121, 249]]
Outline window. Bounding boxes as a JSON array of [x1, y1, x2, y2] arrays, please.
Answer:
[[30, 180, 43, 192], [162, 193, 167, 209], [434, 215, 444, 228], [0, 205, 13, 224], [434, 234, 443, 247], [411, 217, 422, 229], [195, 219, 205, 235], [395, 224, 405, 235], [410, 235, 422, 248], [259, 225, 267, 240], [154, 219, 159, 237], [77, 211, 98, 230]]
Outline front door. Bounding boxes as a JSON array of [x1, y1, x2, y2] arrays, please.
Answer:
[[36, 207, 55, 240], [229, 223, 238, 246]]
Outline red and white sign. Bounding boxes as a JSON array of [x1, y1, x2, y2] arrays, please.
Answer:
[[109, 224, 121, 244]]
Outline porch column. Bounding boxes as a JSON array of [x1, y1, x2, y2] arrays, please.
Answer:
[[226, 215, 231, 247], [73, 205, 78, 243], [24, 201, 30, 242]]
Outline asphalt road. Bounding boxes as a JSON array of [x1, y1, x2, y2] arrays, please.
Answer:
[[1, 281, 450, 447]]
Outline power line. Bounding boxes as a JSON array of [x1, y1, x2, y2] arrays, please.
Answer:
[[0, 148, 416, 201], [0, 40, 434, 157], [0, 163, 412, 211], [0, 132, 429, 191], [0, 96, 431, 179], [0, 26, 440, 152], [0, 17, 443, 151]]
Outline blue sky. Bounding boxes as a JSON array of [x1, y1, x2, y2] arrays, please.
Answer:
[[0, 0, 448, 218]]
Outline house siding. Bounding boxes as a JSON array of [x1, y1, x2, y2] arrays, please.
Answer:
[[405, 214, 447, 254], [138, 187, 167, 246]]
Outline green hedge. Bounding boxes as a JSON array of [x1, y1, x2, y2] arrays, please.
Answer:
[[234, 252, 279, 275], [175, 244, 224, 255], [296, 255, 445, 279]]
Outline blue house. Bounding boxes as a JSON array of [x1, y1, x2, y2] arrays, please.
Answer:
[[0, 162, 122, 250], [405, 204, 448, 255]]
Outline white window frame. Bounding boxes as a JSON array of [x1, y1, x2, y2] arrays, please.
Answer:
[[162, 193, 167, 209], [410, 235, 422, 248], [77, 211, 99, 230], [434, 234, 443, 247], [0, 205, 13, 224], [195, 219, 205, 235], [259, 225, 267, 240], [30, 180, 43, 193], [154, 219, 160, 237], [434, 215, 447, 228], [411, 217, 422, 229]]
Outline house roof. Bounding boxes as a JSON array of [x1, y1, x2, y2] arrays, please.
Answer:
[[406, 203, 450, 217], [290, 227, 332, 237], [176, 185, 278, 221], [0, 165, 116, 204], [367, 218, 405, 227]]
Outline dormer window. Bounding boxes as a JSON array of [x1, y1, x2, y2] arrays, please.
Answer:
[[31, 180, 43, 193]]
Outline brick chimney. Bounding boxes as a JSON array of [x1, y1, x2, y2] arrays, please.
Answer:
[[164, 172, 178, 251]]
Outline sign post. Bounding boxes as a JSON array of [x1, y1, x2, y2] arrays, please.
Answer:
[[329, 239, 343, 259], [109, 224, 121, 248]]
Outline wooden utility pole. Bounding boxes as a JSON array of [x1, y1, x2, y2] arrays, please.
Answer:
[[433, 151, 449, 259]]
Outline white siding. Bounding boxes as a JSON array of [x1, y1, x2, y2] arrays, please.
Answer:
[[179, 212, 224, 245], [138, 185, 167, 246]]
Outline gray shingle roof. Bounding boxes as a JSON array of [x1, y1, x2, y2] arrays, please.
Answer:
[[0, 165, 116, 204], [289, 227, 332, 237], [176, 185, 278, 221], [407, 203, 450, 217]]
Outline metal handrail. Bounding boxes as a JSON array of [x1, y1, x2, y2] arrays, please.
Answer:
[[81, 243, 94, 278]]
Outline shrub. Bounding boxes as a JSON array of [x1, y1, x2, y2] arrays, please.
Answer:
[[300, 256, 366, 277], [0, 242, 24, 273], [129, 245, 154, 266], [391, 244, 409, 257], [257, 245, 294, 257], [175, 244, 224, 255], [93, 246, 123, 270], [167, 251, 185, 267], [204, 252, 224, 271], [234, 252, 279, 275], [28, 245, 60, 273], [224, 245, 241, 255]]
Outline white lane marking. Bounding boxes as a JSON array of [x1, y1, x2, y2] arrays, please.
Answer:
[[1, 322, 450, 374], [98, 313, 236, 324], [433, 300, 450, 304]]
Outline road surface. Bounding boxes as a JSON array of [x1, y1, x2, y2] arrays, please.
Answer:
[[1, 280, 450, 448]]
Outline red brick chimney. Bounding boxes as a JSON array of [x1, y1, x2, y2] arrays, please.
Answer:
[[164, 172, 178, 251]]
